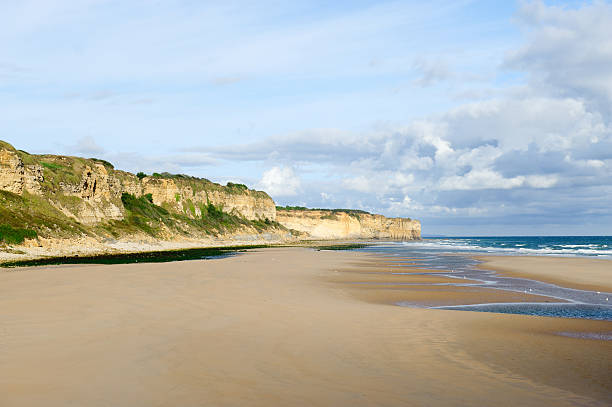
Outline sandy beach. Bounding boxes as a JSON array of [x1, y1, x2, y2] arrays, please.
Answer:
[[1, 248, 611, 406], [476, 255, 612, 292]]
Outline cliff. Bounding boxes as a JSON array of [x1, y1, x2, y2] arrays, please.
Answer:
[[276, 209, 421, 240], [0, 140, 283, 253], [0, 140, 420, 261]]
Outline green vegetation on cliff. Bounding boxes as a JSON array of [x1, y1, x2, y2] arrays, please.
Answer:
[[101, 193, 281, 238], [276, 206, 371, 218], [117, 192, 174, 236], [0, 224, 37, 244], [276, 205, 370, 214], [0, 140, 282, 244], [0, 190, 87, 239]]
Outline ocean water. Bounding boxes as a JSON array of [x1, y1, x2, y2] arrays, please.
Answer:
[[355, 236, 612, 322], [404, 236, 612, 258]]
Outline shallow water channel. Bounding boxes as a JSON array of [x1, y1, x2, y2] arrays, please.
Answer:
[[358, 245, 612, 322]]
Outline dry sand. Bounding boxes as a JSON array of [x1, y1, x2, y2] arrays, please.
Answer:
[[1, 248, 611, 406], [476, 255, 612, 292]]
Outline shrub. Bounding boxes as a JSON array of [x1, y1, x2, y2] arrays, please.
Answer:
[[120, 193, 172, 235], [227, 182, 248, 191], [90, 158, 114, 169], [0, 224, 37, 245], [205, 203, 224, 219], [136, 172, 147, 180], [121, 193, 167, 218], [276, 205, 308, 211]]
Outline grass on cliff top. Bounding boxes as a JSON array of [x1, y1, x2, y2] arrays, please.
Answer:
[[38, 156, 87, 190], [0, 140, 17, 151], [89, 157, 114, 169], [2, 139, 270, 201], [141, 173, 270, 199], [276, 206, 371, 216]]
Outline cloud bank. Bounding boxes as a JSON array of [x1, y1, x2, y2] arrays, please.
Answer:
[[206, 1, 612, 234], [2, 1, 611, 235]]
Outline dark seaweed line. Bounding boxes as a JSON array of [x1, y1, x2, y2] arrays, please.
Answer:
[[0, 244, 275, 268], [1, 242, 373, 268]]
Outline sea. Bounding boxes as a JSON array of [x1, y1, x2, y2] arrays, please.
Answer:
[[354, 236, 612, 324], [395, 235, 612, 258]]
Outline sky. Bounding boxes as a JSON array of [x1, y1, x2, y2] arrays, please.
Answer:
[[1, 0, 611, 236]]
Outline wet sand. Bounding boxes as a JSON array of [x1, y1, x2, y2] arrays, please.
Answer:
[[476, 255, 612, 292], [1, 248, 611, 406]]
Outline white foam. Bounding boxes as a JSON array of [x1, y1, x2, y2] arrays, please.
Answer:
[[393, 240, 612, 258]]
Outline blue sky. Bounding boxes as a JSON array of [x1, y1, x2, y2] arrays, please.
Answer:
[[2, 0, 611, 235]]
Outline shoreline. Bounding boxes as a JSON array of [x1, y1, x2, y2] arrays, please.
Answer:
[[0, 239, 373, 267], [1, 247, 611, 406], [474, 255, 612, 292]]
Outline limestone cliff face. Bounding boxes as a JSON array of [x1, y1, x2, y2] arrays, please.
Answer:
[[138, 178, 276, 221], [0, 148, 43, 195], [0, 141, 276, 226], [277, 209, 420, 240], [56, 161, 124, 224], [0, 140, 421, 246]]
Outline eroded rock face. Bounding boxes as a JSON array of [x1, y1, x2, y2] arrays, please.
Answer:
[[0, 142, 418, 239], [56, 163, 124, 224], [24, 165, 44, 194], [0, 142, 277, 224], [117, 172, 142, 196], [0, 149, 44, 195], [142, 178, 182, 207], [77, 164, 118, 201], [206, 189, 276, 221], [276, 210, 421, 240], [0, 149, 25, 194], [141, 178, 277, 221]]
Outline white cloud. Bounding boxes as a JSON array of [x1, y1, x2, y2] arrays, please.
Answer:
[[257, 166, 301, 197], [438, 170, 525, 191], [525, 175, 558, 189], [506, 1, 612, 116], [586, 159, 605, 169], [3, 1, 612, 234], [342, 176, 375, 193], [399, 153, 433, 171], [74, 136, 105, 155]]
